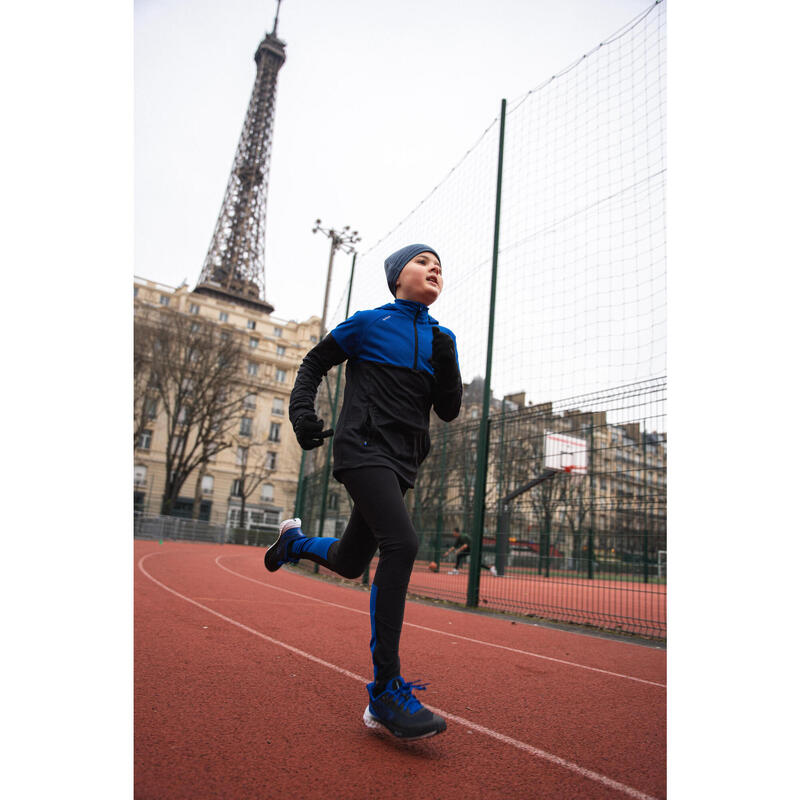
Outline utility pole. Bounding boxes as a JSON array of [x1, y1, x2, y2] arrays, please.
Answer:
[[308, 225, 360, 567], [312, 220, 361, 341]]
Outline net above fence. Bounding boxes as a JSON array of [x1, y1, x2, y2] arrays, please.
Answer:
[[299, 1, 667, 639]]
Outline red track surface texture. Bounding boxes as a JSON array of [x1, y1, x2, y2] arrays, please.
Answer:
[[135, 541, 666, 799]]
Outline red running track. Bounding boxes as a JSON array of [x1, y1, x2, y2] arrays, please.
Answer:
[[135, 541, 666, 799], [405, 565, 667, 638]]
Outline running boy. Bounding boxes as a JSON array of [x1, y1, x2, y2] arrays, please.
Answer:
[[264, 244, 461, 741]]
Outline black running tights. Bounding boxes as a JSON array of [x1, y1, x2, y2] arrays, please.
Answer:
[[304, 467, 418, 686]]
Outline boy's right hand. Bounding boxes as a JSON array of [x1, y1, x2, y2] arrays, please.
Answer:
[[294, 413, 333, 450]]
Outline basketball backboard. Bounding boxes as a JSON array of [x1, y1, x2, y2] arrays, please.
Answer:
[[544, 432, 587, 474]]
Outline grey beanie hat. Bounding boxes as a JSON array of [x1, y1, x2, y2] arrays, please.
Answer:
[[384, 243, 441, 296]]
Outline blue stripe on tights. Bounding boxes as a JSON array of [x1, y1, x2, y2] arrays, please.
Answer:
[[370, 583, 378, 680], [290, 536, 336, 561]]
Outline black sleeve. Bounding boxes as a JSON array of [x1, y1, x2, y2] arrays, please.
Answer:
[[289, 334, 348, 429], [432, 365, 463, 422]]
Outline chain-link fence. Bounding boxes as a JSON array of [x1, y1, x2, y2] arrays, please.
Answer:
[[296, 378, 666, 638], [133, 513, 275, 547]]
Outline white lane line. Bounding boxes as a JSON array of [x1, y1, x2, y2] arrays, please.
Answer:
[[214, 556, 665, 688], [138, 552, 660, 800]]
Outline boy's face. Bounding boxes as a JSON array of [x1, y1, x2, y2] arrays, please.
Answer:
[[395, 251, 442, 305]]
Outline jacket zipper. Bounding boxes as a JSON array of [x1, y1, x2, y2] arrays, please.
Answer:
[[412, 307, 421, 369]]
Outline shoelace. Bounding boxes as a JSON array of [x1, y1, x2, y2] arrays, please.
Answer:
[[386, 679, 429, 714]]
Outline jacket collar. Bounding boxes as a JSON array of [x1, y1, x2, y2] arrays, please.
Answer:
[[385, 298, 438, 324]]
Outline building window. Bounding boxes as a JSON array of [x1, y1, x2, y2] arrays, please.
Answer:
[[266, 451, 277, 470], [273, 327, 283, 337], [240, 417, 253, 436], [247, 320, 256, 330], [160, 295, 170, 306], [272, 397, 284, 415], [249, 337, 259, 349], [268, 422, 281, 442], [243, 393, 257, 410], [231, 479, 243, 497], [220, 331, 230, 342], [220, 311, 228, 322], [275, 369, 287, 383], [134, 465, 147, 486], [276, 345, 286, 356], [236, 446, 248, 466], [328, 492, 339, 510], [261, 483, 274, 502], [310, 335, 318, 344], [169, 435, 186, 456], [138, 429, 153, 450], [191, 322, 200, 333], [247, 361, 258, 376], [201, 475, 214, 495], [145, 397, 158, 419], [190, 303, 200, 314], [134, 286, 139, 298]]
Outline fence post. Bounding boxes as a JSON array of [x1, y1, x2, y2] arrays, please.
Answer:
[[467, 98, 506, 608], [642, 427, 649, 583], [587, 419, 595, 580], [293, 450, 306, 518], [493, 396, 508, 571], [434, 425, 449, 570]]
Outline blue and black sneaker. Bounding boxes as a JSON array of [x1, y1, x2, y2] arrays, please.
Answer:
[[363, 677, 447, 740], [264, 518, 304, 572]]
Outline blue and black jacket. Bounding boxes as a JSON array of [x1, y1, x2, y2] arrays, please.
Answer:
[[289, 298, 462, 488]]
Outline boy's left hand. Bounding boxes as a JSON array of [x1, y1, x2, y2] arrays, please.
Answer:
[[431, 327, 458, 379]]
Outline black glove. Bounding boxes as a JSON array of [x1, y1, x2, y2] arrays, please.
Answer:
[[293, 413, 333, 450], [431, 327, 458, 382]]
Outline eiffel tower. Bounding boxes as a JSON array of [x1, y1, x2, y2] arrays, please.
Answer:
[[194, 1, 286, 314]]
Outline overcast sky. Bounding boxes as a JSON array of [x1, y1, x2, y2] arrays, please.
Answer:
[[135, 0, 655, 325]]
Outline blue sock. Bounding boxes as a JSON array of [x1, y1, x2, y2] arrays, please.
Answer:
[[289, 535, 336, 561]]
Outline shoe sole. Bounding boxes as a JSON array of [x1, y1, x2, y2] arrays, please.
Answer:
[[362, 705, 446, 741], [263, 538, 284, 572], [264, 519, 302, 572]]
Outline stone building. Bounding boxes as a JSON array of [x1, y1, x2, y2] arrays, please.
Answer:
[[134, 276, 319, 533]]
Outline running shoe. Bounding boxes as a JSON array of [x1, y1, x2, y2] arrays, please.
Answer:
[[363, 677, 447, 740], [264, 518, 304, 572]]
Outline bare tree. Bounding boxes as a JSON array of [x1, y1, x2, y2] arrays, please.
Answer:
[[134, 318, 157, 448], [561, 473, 590, 570], [134, 304, 250, 517]]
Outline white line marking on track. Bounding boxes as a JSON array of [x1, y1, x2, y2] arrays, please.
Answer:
[[138, 551, 660, 800], [214, 556, 665, 688]]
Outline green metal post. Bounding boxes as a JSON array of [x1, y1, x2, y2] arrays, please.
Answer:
[[544, 510, 551, 578], [642, 428, 649, 584], [494, 397, 507, 558], [467, 99, 507, 608], [293, 450, 306, 517], [434, 425, 449, 569], [587, 418, 595, 580]]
